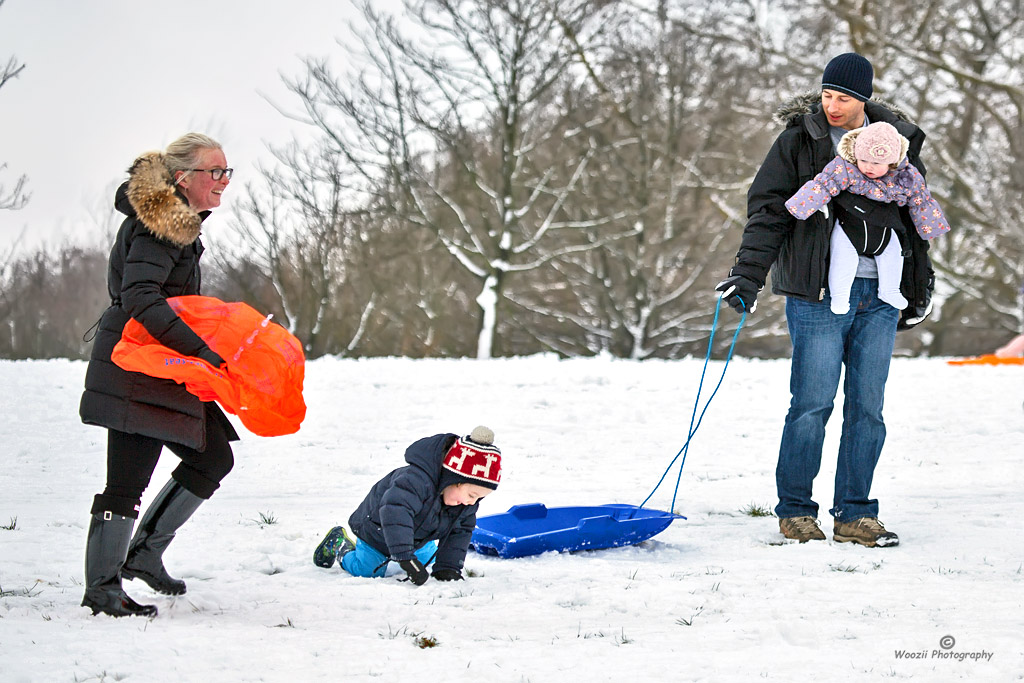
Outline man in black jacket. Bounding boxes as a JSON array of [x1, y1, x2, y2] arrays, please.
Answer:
[[716, 53, 933, 547]]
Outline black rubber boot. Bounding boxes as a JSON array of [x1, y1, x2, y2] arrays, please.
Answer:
[[81, 511, 158, 618], [122, 479, 204, 595]]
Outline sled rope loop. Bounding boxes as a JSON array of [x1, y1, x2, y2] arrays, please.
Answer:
[[638, 295, 747, 513]]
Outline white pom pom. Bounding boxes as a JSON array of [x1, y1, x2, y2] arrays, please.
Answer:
[[469, 425, 494, 445]]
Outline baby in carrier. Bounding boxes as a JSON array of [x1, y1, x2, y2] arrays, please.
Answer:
[[786, 121, 950, 315]]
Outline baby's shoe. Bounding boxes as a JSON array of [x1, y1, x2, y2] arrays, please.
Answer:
[[830, 300, 851, 315], [879, 290, 908, 311]]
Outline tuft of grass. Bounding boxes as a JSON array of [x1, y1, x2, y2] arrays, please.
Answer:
[[73, 671, 129, 682], [414, 635, 439, 648], [272, 617, 295, 628], [465, 568, 482, 578], [831, 561, 883, 574], [251, 511, 278, 528], [741, 503, 775, 518], [576, 623, 608, 639], [0, 580, 42, 598], [929, 565, 962, 576], [1, 516, 17, 530], [380, 624, 419, 640], [616, 628, 633, 645], [675, 606, 704, 626]]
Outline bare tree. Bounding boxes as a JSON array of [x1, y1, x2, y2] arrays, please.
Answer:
[[10, 0, 1021, 360], [1, 0, 29, 211], [515, 0, 791, 359], [211, 143, 378, 357], [0, 243, 108, 359], [282, 0, 640, 358], [797, 0, 1024, 350]]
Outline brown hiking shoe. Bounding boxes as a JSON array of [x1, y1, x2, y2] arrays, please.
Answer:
[[833, 518, 899, 547], [779, 516, 826, 542]]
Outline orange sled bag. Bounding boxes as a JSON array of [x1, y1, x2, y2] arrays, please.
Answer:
[[947, 354, 1024, 366], [112, 295, 306, 436]]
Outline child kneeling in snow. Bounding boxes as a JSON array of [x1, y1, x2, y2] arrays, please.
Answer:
[[785, 121, 950, 315], [313, 426, 501, 585]]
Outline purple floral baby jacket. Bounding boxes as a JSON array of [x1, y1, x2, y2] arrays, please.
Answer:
[[785, 156, 950, 239]]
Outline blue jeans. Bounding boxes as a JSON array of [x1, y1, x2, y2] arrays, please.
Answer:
[[340, 538, 437, 578], [775, 278, 898, 522]]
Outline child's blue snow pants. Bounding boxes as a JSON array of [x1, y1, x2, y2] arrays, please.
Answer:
[[340, 537, 438, 578]]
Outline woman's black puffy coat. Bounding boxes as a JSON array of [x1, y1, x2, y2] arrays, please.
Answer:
[[79, 153, 238, 451], [348, 433, 480, 572]]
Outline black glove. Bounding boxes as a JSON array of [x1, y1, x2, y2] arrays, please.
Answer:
[[898, 299, 933, 330], [196, 347, 226, 369], [399, 558, 429, 586], [715, 274, 760, 314], [432, 567, 464, 582]]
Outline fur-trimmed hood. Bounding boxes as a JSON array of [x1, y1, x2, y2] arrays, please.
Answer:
[[115, 152, 202, 247], [773, 91, 916, 130]]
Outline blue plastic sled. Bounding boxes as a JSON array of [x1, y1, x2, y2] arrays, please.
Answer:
[[469, 503, 684, 559]]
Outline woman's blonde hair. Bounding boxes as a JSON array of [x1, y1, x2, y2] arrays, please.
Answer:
[[164, 132, 222, 176]]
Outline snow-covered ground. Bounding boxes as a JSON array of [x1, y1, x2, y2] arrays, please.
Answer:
[[1, 355, 1022, 681]]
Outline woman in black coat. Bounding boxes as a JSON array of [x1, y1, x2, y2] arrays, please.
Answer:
[[79, 133, 238, 617]]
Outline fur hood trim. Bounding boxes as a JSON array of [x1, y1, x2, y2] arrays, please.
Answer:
[[773, 91, 916, 128], [836, 127, 910, 165], [125, 152, 201, 246]]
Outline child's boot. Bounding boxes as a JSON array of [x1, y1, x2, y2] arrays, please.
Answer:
[[313, 526, 356, 568]]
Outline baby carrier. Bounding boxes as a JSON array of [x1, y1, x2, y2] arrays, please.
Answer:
[[830, 190, 935, 330], [831, 190, 907, 256]]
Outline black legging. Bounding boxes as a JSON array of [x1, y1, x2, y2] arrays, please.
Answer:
[[91, 405, 234, 518]]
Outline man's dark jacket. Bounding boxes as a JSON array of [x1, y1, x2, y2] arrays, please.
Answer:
[[348, 433, 480, 572], [730, 93, 935, 326]]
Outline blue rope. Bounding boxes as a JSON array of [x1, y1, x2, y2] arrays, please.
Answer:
[[637, 296, 747, 513]]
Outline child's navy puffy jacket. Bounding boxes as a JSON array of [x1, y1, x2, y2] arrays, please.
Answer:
[[348, 433, 480, 572]]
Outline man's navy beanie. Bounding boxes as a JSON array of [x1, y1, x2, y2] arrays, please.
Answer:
[[821, 53, 873, 102]]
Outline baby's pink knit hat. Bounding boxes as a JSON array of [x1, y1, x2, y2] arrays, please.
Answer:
[[854, 122, 905, 165]]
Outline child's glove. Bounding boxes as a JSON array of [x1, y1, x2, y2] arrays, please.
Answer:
[[399, 558, 429, 586], [431, 568, 463, 582]]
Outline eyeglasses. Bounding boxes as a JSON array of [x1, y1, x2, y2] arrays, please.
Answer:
[[186, 168, 234, 181]]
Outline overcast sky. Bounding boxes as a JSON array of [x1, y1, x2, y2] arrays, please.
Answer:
[[0, 0, 376, 251]]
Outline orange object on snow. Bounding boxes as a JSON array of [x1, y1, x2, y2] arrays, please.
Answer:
[[946, 354, 1024, 366], [112, 295, 306, 436]]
